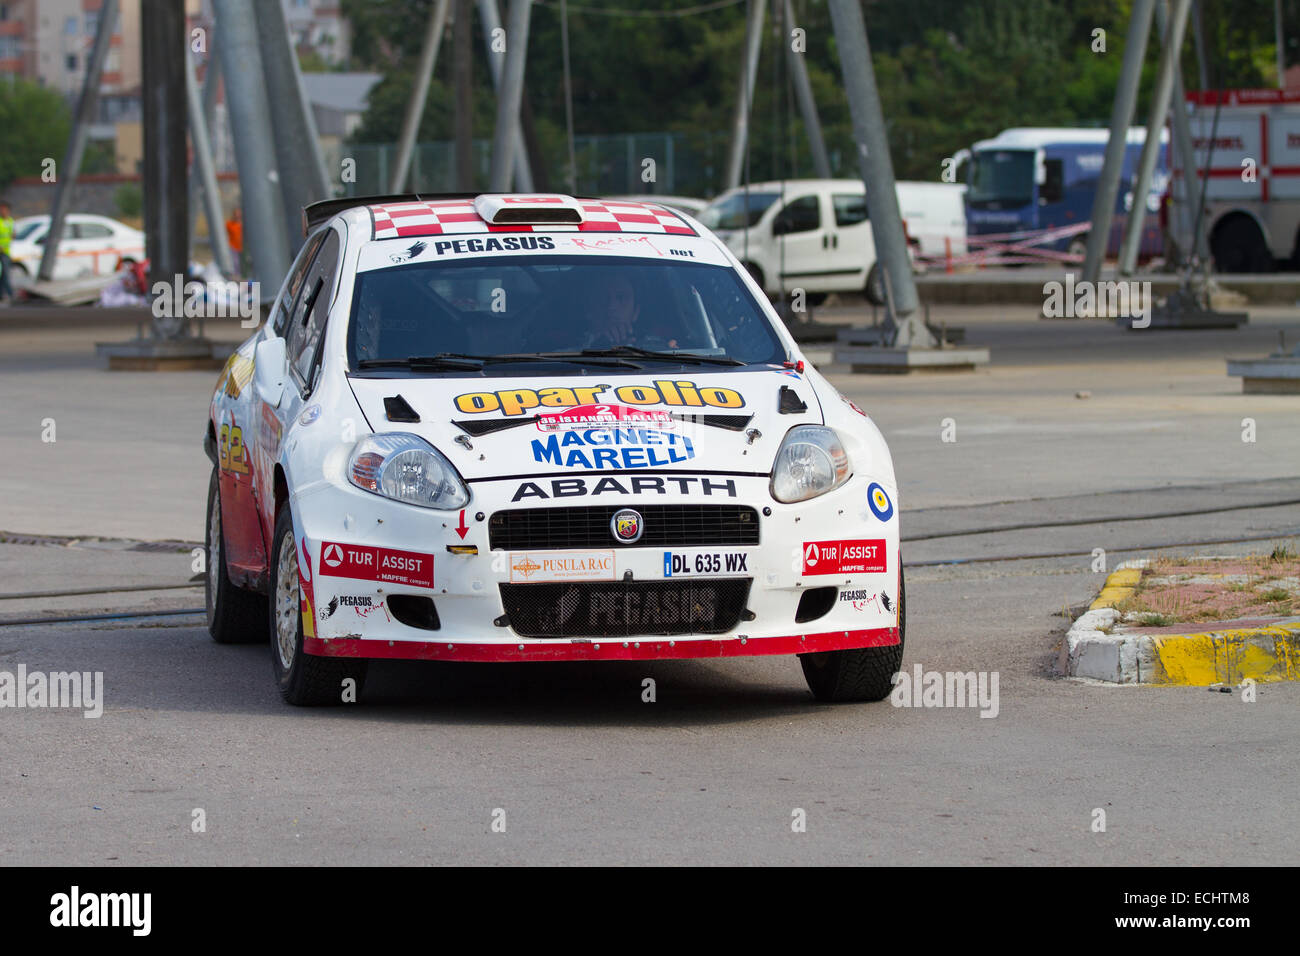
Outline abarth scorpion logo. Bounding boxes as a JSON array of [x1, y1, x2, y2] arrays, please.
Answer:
[[611, 508, 643, 543]]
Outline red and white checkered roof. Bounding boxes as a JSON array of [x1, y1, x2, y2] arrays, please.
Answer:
[[367, 197, 697, 240]]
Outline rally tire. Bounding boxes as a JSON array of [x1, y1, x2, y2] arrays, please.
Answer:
[[269, 505, 368, 706], [800, 568, 905, 702], [865, 263, 886, 305], [205, 468, 268, 644]]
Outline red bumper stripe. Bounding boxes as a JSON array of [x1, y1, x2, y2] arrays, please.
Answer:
[[304, 626, 899, 662]]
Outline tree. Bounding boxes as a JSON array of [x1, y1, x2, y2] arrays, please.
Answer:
[[0, 80, 72, 189]]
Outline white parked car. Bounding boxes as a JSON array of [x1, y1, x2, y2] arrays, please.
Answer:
[[7, 214, 146, 281], [699, 178, 967, 304], [205, 193, 904, 706]]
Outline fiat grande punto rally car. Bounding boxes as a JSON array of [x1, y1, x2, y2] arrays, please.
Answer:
[[204, 193, 904, 705]]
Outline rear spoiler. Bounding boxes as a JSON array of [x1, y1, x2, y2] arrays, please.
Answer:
[[301, 191, 604, 236], [301, 193, 478, 236]]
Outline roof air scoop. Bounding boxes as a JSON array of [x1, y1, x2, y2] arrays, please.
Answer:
[[473, 194, 585, 225]]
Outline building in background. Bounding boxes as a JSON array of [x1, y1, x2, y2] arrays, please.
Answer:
[[2, 0, 345, 177]]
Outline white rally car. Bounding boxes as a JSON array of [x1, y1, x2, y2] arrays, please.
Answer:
[[204, 193, 904, 705]]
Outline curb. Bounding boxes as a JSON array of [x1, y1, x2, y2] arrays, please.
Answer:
[[1065, 560, 1300, 685]]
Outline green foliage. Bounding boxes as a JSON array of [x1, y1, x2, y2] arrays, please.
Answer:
[[115, 182, 143, 219], [341, 0, 1300, 193], [0, 80, 72, 189]]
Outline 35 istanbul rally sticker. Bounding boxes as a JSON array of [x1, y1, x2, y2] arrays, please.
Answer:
[[318, 542, 435, 588], [802, 539, 887, 575]]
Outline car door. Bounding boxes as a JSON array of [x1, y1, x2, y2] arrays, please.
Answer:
[[274, 228, 343, 458], [828, 191, 875, 285], [73, 220, 117, 275], [38, 220, 79, 279], [220, 230, 329, 580], [772, 193, 833, 293]]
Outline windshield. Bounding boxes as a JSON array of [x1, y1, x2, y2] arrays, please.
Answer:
[[13, 219, 46, 241], [967, 149, 1034, 205], [347, 255, 786, 371], [698, 191, 781, 230]]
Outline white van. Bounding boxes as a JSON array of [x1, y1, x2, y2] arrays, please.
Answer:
[[698, 178, 966, 303]]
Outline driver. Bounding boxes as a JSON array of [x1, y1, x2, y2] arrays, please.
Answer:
[[578, 274, 686, 349], [580, 275, 641, 348]]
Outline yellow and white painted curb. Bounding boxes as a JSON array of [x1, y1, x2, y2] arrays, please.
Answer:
[[1065, 560, 1300, 685]]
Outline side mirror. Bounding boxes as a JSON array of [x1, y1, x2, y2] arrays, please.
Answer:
[[253, 336, 287, 408]]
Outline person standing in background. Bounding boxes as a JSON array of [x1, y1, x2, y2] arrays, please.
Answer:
[[224, 206, 244, 275], [0, 201, 15, 304]]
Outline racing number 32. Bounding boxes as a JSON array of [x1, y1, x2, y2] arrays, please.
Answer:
[[218, 423, 250, 475]]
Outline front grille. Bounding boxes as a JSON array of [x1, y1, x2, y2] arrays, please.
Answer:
[[489, 505, 760, 550], [500, 579, 751, 638]]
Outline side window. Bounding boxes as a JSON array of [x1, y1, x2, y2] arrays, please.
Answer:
[[1041, 159, 1065, 205], [772, 195, 820, 235], [76, 222, 114, 239], [833, 193, 868, 227], [287, 229, 341, 389], [272, 230, 326, 336]]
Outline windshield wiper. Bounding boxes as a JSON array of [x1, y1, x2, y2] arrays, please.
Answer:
[[567, 347, 745, 366], [356, 352, 642, 371], [440, 351, 644, 369], [356, 355, 484, 371]]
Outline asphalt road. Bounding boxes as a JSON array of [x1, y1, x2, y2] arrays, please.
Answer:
[[1, 305, 1297, 865]]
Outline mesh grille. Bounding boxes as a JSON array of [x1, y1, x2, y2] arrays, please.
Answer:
[[489, 505, 760, 550], [500, 579, 752, 638]]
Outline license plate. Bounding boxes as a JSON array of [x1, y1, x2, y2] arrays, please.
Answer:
[[662, 550, 750, 577]]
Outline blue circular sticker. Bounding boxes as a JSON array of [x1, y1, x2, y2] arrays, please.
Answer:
[[867, 482, 894, 521]]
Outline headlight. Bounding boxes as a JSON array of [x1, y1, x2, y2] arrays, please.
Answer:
[[347, 433, 470, 510], [770, 425, 851, 503]]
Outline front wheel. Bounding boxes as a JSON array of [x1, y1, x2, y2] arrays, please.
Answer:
[[800, 568, 905, 702], [865, 263, 886, 305], [269, 505, 368, 706]]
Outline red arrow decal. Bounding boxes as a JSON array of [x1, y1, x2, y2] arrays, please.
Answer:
[[455, 510, 469, 539]]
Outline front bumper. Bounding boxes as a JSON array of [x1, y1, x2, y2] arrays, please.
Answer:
[[293, 472, 900, 662]]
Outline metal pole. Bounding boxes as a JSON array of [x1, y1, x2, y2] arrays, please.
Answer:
[[213, 0, 290, 292], [391, 0, 450, 192], [783, 0, 830, 179], [487, 0, 533, 192], [140, 0, 188, 295], [826, 0, 921, 330], [724, 0, 767, 191], [453, 0, 474, 190], [1191, 0, 1209, 90], [560, 0, 577, 193], [1082, 0, 1155, 286], [1276, 0, 1286, 88], [187, 53, 221, 254], [1119, 0, 1192, 276], [186, 50, 235, 277], [479, 0, 533, 190], [1157, 0, 1205, 266], [256, 0, 332, 252], [38, 0, 117, 281]]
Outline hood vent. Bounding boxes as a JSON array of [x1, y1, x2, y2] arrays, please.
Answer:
[[778, 386, 807, 415], [384, 394, 421, 423]]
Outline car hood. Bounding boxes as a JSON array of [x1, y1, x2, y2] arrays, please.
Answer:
[[346, 368, 824, 480]]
